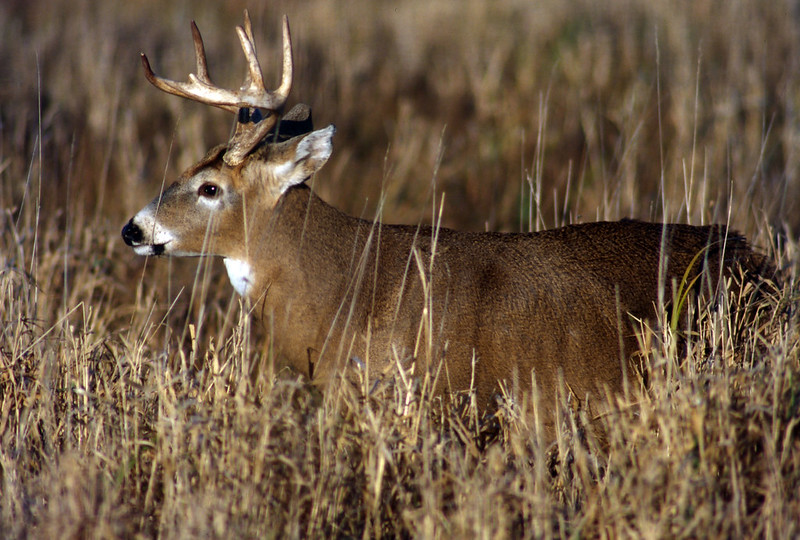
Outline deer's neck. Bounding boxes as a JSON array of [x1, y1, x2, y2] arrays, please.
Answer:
[[236, 185, 371, 365], [263, 184, 369, 279], [242, 186, 370, 307]]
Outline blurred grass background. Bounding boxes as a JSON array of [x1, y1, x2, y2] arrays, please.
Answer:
[[5, 0, 799, 232], [1, 0, 799, 537]]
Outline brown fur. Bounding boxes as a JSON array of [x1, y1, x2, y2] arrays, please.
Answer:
[[123, 124, 772, 438], [252, 186, 769, 412]]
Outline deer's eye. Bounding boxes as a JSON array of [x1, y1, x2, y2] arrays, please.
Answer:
[[198, 183, 221, 198]]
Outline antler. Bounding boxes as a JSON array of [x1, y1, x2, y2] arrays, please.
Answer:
[[141, 11, 293, 166]]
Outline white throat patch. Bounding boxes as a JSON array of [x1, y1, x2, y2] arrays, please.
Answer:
[[223, 258, 254, 297]]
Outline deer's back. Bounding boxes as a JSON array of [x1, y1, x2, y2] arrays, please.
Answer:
[[360, 218, 767, 409], [422, 218, 761, 320]]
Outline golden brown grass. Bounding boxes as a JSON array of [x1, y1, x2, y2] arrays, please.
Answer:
[[1, 0, 799, 537]]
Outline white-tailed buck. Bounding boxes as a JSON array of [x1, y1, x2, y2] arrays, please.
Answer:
[[123, 12, 772, 432]]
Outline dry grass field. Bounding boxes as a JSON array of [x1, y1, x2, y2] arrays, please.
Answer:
[[2, 0, 799, 537]]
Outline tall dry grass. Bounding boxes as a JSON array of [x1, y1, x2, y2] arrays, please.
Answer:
[[1, 0, 799, 537]]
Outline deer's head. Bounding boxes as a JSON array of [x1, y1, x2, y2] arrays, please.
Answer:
[[122, 13, 334, 277]]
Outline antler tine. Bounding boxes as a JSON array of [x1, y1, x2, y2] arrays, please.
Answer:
[[190, 21, 212, 84], [236, 10, 256, 89], [235, 25, 266, 93], [277, 15, 293, 100], [242, 9, 255, 51]]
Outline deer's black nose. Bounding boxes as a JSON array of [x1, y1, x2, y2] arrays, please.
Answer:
[[121, 219, 143, 246]]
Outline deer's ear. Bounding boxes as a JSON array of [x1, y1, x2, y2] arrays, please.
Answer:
[[261, 125, 335, 194]]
